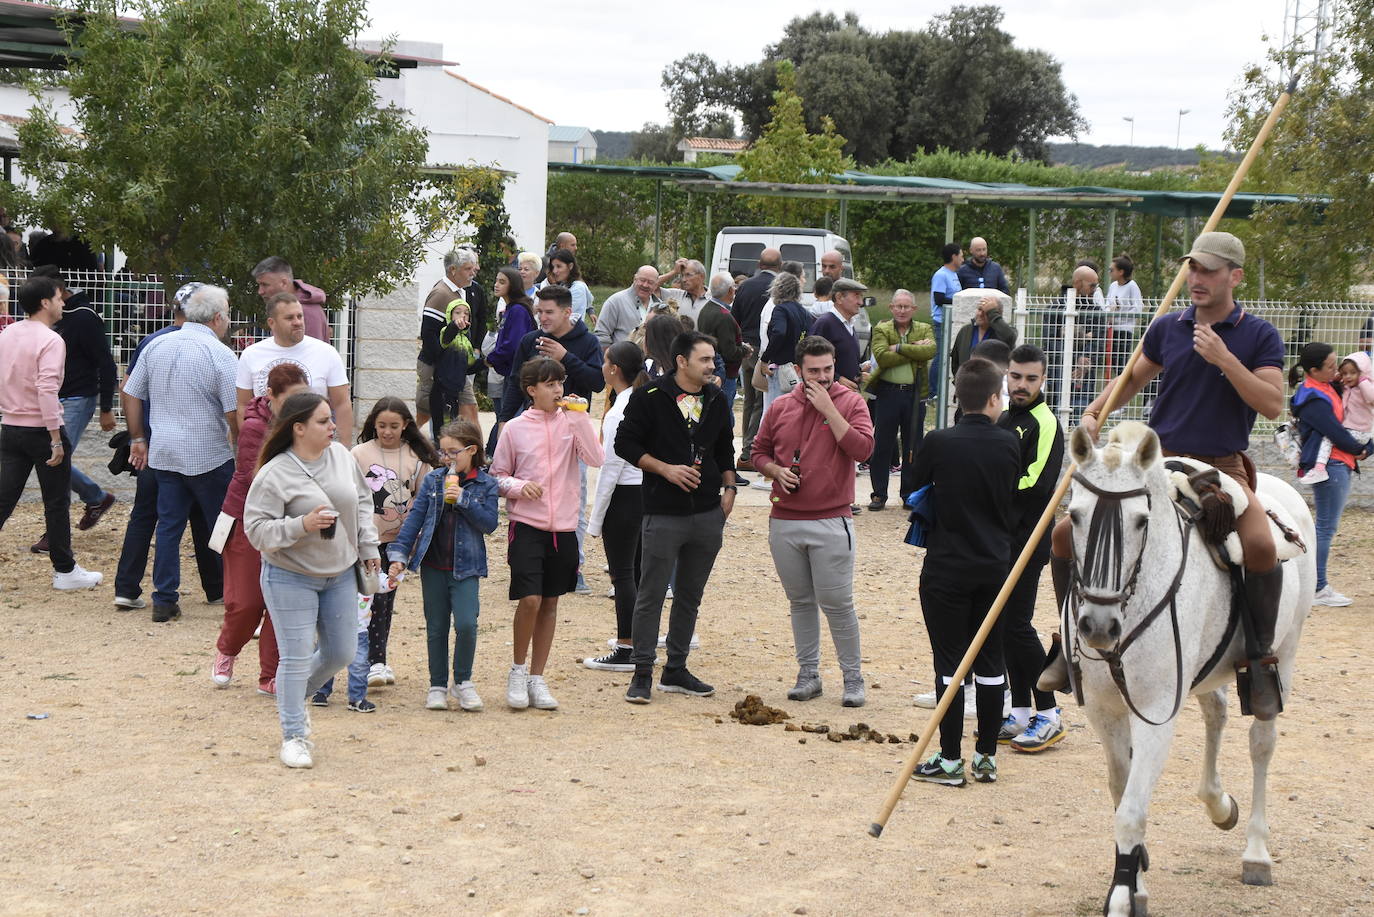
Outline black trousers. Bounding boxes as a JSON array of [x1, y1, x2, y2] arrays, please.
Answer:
[[602, 485, 643, 642], [868, 382, 924, 501], [1002, 557, 1056, 711], [0, 424, 75, 573], [919, 570, 1006, 758]]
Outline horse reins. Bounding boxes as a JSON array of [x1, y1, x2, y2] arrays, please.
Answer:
[[1068, 471, 1195, 726]]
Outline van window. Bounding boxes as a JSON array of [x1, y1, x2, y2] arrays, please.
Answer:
[[727, 242, 764, 279], [780, 243, 817, 292]]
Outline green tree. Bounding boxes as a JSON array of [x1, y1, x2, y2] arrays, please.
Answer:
[[735, 61, 852, 226], [1215, 0, 1374, 302], [8, 0, 461, 309]]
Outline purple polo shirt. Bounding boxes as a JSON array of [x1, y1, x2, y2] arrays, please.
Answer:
[[1140, 301, 1284, 456]]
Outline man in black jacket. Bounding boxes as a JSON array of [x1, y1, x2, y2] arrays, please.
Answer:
[[615, 330, 737, 704], [731, 248, 780, 470], [910, 357, 1020, 786], [995, 344, 1067, 753], [34, 269, 117, 552]]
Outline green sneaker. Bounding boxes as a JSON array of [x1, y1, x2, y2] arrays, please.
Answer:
[[913, 753, 966, 787], [971, 752, 997, 783]]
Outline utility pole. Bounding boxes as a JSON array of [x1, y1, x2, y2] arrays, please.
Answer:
[[1122, 116, 1134, 147], [1176, 109, 1190, 149]]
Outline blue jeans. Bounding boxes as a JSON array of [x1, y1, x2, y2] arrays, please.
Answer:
[[421, 568, 480, 685], [720, 375, 738, 421], [60, 395, 109, 506], [318, 629, 371, 704], [928, 321, 943, 398], [151, 460, 233, 605], [261, 562, 358, 739], [1312, 460, 1352, 591], [114, 467, 222, 601]]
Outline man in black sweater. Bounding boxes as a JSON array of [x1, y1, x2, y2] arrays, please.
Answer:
[[37, 269, 117, 549], [615, 330, 737, 704], [996, 344, 1067, 753], [731, 248, 780, 469], [910, 357, 1020, 786], [497, 285, 603, 421]]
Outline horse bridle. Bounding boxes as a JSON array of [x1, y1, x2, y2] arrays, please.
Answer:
[[1067, 471, 1194, 726]]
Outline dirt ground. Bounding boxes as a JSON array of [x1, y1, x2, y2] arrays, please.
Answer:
[[3, 481, 1373, 916]]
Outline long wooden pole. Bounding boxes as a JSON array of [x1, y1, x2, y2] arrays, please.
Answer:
[[868, 74, 1298, 839]]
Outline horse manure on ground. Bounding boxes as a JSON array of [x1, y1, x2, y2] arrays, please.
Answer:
[[730, 695, 791, 725]]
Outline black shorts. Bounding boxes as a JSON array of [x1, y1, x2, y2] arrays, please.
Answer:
[[507, 521, 579, 600]]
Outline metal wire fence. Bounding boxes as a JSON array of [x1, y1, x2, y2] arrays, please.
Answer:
[[1013, 291, 1374, 504]]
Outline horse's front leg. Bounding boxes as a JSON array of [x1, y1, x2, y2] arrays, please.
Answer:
[[1242, 716, 1277, 885], [1196, 688, 1239, 829], [1104, 718, 1178, 917], [1084, 696, 1132, 808]]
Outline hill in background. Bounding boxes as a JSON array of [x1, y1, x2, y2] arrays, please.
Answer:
[[589, 131, 1229, 175]]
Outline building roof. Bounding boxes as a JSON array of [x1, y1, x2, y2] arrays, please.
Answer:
[[445, 70, 552, 124], [677, 137, 749, 152], [548, 125, 593, 144]]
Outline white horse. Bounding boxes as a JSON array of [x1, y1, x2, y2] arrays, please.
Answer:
[[1064, 422, 1313, 917]]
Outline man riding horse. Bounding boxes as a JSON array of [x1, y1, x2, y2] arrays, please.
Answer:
[[1042, 231, 1287, 718]]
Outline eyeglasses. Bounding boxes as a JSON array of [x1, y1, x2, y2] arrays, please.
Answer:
[[439, 446, 475, 459]]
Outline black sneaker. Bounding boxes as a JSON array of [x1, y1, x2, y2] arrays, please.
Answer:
[[658, 666, 714, 697], [584, 645, 635, 672], [347, 698, 376, 713], [625, 671, 653, 704], [310, 692, 330, 707], [151, 602, 181, 623]]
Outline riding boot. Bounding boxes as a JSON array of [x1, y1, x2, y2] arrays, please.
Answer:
[[1036, 555, 1074, 693], [1240, 565, 1284, 720]]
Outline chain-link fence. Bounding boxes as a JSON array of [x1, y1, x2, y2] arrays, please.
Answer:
[[1012, 292, 1374, 505]]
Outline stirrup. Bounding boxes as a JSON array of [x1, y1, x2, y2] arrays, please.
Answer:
[[1235, 655, 1283, 720]]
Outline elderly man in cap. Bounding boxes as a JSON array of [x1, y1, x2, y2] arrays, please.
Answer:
[[809, 277, 868, 391], [1043, 231, 1290, 719]]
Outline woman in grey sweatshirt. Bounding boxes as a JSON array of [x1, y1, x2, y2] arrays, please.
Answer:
[[244, 392, 380, 769]]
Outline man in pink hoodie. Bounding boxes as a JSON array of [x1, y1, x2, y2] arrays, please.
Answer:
[[752, 335, 875, 707], [490, 356, 603, 711], [253, 255, 330, 343], [0, 275, 103, 589]]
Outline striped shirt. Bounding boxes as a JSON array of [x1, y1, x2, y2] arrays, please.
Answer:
[[123, 322, 238, 475]]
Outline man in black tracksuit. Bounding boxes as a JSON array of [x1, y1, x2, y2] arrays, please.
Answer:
[[615, 330, 737, 704], [911, 357, 1020, 785], [996, 344, 1067, 753], [497, 284, 604, 421]]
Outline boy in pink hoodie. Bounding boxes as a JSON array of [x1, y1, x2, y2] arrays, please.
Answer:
[[490, 357, 603, 710], [1307, 351, 1374, 484]]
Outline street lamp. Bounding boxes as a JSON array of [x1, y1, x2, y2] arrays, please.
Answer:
[[1176, 108, 1191, 149], [1122, 116, 1134, 146]]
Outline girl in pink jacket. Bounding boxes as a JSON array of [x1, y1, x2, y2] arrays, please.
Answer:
[[490, 357, 603, 711]]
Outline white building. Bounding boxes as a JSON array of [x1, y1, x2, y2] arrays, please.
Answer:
[[548, 125, 596, 164]]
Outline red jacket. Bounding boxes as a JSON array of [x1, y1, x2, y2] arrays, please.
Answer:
[[294, 279, 330, 343], [222, 395, 273, 518], [752, 382, 874, 520]]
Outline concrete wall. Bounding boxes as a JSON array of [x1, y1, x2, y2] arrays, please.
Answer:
[[351, 282, 423, 425]]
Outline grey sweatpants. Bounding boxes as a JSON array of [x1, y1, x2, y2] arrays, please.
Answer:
[[768, 516, 862, 677], [630, 506, 725, 671]]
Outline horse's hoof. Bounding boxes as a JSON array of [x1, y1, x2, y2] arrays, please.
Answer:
[[1242, 860, 1274, 886], [1133, 891, 1150, 917], [1213, 793, 1239, 831]]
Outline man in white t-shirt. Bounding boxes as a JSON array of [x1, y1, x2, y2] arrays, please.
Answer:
[[236, 291, 352, 441]]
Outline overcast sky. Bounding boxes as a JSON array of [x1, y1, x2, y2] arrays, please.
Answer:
[[365, 0, 1286, 151]]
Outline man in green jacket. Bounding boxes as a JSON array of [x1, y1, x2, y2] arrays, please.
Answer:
[[864, 289, 935, 509]]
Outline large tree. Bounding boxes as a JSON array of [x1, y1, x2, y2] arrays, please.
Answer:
[[661, 6, 1086, 165], [1216, 0, 1373, 301], [10, 0, 463, 307]]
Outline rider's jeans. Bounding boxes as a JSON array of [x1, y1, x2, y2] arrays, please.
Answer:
[[1312, 460, 1352, 592]]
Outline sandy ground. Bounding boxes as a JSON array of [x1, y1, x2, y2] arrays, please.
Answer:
[[3, 461, 1373, 916]]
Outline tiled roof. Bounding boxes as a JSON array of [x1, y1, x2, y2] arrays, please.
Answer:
[[679, 137, 749, 151], [444, 70, 553, 124]]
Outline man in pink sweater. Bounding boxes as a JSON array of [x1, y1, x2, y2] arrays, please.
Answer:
[[752, 335, 875, 707], [0, 275, 103, 589]]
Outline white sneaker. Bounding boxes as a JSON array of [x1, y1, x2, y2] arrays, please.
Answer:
[[1313, 586, 1353, 607], [1300, 464, 1329, 485], [113, 594, 145, 609], [280, 737, 314, 769], [426, 686, 448, 710], [53, 565, 102, 590], [382, 664, 396, 685], [367, 663, 387, 687], [527, 674, 558, 710], [749, 477, 772, 491], [657, 632, 701, 649], [910, 684, 977, 717], [912, 690, 937, 708], [507, 663, 530, 709], [450, 680, 483, 711]]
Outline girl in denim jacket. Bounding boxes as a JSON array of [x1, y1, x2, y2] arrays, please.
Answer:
[[388, 420, 499, 712]]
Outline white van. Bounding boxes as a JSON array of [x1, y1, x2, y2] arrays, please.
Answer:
[[710, 227, 853, 300], [709, 226, 868, 353]]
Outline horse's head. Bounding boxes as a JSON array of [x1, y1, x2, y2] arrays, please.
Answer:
[[1067, 421, 1166, 650]]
